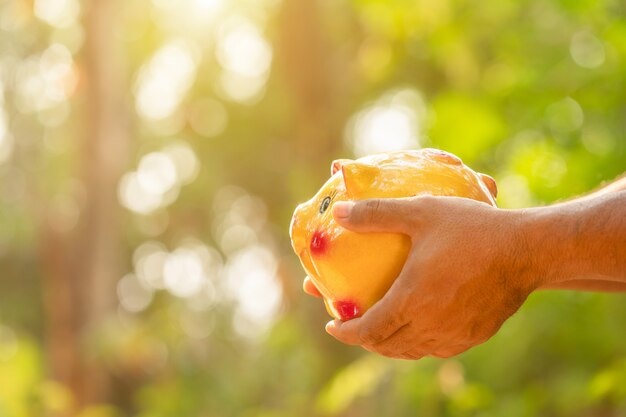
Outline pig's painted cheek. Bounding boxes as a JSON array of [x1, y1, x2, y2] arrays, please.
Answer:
[[310, 229, 328, 257], [332, 300, 361, 321]]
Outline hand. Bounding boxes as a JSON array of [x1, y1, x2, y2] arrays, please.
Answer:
[[323, 196, 538, 360], [303, 276, 323, 298]]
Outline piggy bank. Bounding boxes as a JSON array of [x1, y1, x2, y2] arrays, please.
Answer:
[[289, 149, 498, 321]]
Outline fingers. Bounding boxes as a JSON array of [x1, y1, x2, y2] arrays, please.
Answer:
[[367, 325, 437, 358], [431, 344, 471, 358], [332, 197, 425, 234], [356, 297, 410, 345], [325, 319, 362, 345], [303, 276, 323, 298], [327, 254, 420, 348], [352, 252, 422, 345], [370, 329, 470, 360]]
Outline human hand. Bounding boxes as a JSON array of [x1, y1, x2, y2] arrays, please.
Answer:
[[303, 276, 323, 298], [320, 196, 538, 359]]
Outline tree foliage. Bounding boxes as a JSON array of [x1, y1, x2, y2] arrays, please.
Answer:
[[0, 0, 625, 416]]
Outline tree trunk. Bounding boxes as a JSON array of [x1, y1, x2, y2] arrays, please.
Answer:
[[78, 0, 130, 404], [274, 0, 355, 305], [41, 0, 130, 411], [275, 0, 351, 168]]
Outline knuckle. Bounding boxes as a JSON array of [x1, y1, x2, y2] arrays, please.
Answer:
[[404, 350, 427, 360], [358, 325, 383, 345], [432, 351, 455, 359], [412, 194, 435, 208], [386, 312, 408, 335], [419, 338, 441, 351], [363, 199, 384, 224], [359, 312, 405, 345], [434, 344, 469, 358]]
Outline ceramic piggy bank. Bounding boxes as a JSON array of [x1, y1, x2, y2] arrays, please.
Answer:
[[289, 149, 498, 321]]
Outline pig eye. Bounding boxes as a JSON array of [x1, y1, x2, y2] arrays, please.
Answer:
[[319, 196, 332, 214]]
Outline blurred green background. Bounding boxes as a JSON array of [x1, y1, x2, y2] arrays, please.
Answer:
[[0, 0, 625, 416]]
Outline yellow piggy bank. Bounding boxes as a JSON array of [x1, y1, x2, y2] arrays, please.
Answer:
[[289, 149, 497, 321]]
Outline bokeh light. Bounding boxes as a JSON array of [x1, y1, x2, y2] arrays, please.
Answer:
[[130, 239, 223, 305], [570, 31, 606, 69], [133, 241, 169, 290], [117, 274, 154, 313], [135, 39, 199, 120], [224, 245, 282, 338], [2, 0, 626, 415], [118, 172, 164, 215], [216, 16, 272, 104], [163, 247, 208, 298], [118, 142, 199, 214], [545, 97, 584, 134], [346, 88, 425, 157], [15, 44, 77, 114], [151, 0, 226, 36], [34, 0, 80, 28]]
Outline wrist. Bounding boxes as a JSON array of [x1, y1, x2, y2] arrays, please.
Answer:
[[489, 208, 548, 293], [504, 191, 625, 291], [512, 205, 573, 288], [515, 199, 610, 287]]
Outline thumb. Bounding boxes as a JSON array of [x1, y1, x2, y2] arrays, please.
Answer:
[[332, 198, 420, 234]]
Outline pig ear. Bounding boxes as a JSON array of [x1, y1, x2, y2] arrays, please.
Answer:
[[341, 162, 380, 197], [331, 159, 351, 176], [479, 173, 498, 198]]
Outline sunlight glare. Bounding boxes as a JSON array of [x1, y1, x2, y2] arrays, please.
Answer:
[[212, 187, 268, 255], [34, 0, 80, 28], [216, 17, 272, 104], [194, 0, 223, 13], [224, 245, 282, 337], [163, 247, 208, 298], [134, 241, 169, 290], [346, 89, 424, 157], [217, 17, 272, 78], [118, 172, 164, 214], [15, 44, 77, 113], [135, 40, 198, 120], [151, 0, 225, 37], [119, 144, 198, 215], [218, 72, 268, 104], [163, 142, 200, 184], [137, 152, 178, 195]]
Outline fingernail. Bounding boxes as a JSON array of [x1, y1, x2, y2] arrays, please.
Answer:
[[325, 320, 337, 334], [332, 201, 354, 219]]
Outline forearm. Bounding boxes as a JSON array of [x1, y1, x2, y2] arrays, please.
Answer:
[[584, 174, 626, 197], [542, 279, 626, 292], [520, 190, 626, 289]]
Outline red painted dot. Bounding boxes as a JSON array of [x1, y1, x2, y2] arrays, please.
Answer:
[[333, 300, 361, 321], [310, 230, 328, 256]]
